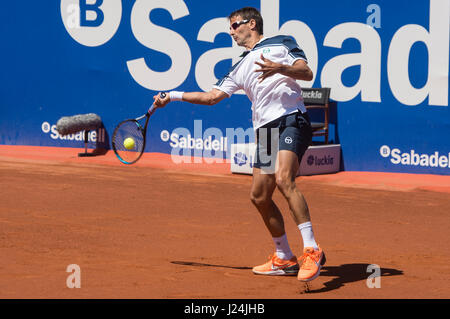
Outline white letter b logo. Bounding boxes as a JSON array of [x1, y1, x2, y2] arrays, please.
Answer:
[[60, 0, 122, 47]]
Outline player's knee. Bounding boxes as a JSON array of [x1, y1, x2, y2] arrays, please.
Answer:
[[275, 175, 296, 196], [250, 191, 270, 208]]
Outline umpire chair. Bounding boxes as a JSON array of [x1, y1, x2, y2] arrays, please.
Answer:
[[302, 87, 331, 144]]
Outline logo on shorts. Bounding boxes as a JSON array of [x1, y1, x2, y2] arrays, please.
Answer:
[[284, 136, 293, 144]]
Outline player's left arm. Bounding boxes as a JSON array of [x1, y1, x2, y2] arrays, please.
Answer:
[[254, 54, 313, 82], [279, 58, 313, 81]]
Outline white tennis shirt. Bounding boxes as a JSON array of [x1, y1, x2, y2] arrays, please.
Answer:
[[214, 35, 308, 129]]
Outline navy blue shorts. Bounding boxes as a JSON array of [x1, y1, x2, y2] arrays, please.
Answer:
[[253, 111, 312, 171]]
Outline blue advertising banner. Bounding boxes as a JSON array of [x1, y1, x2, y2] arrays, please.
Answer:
[[0, 0, 449, 174]]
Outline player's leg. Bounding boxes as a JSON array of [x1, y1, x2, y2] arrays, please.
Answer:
[[250, 167, 299, 276], [250, 124, 299, 276], [251, 125, 285, 238], [275, 112, 326, 281], [275, 112, 313, 228], [275, 150, 311, 225], [250, 168, 282, 237]]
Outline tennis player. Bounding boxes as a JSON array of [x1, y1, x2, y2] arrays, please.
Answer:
[[154, 7, 325, 282]]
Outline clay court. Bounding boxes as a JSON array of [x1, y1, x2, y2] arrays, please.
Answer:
[[1, 145, 449, 299]]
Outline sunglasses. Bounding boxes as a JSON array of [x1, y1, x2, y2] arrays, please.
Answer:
[[230, 19, 250, 30]]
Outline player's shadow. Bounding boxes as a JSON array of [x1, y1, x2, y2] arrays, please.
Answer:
[[307, 263, 404, 293], [170, 261, 403, 294], [170, 261, 252, 270]]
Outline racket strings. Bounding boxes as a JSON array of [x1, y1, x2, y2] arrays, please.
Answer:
[[113, 120, 145, 163]]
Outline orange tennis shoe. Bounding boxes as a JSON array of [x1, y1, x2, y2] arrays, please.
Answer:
[[297, 246, 326, 282], [252, 254, 299, 276]]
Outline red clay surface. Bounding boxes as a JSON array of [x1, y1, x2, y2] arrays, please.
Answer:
[[1, 145, 449, 299]]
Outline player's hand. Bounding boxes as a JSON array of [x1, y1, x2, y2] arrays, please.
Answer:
[[254, 54, 283, 82], [153, 92, 170, 108]]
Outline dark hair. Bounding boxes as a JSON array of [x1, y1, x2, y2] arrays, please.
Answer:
[[228, 7, 263, 35]]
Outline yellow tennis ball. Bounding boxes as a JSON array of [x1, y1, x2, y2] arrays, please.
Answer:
[[123, 137, 135, 150]]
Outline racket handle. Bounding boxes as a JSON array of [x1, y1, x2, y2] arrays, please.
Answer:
[[148, 92, 167, 114]]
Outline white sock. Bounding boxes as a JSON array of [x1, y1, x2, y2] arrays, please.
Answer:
[[273, 234, 294, 260], [298, 221, 319, 250]]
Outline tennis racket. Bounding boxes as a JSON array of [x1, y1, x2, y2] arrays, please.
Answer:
[[112, 92, 166, 164]]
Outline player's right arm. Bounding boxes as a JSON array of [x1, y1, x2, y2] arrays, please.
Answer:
[[180, 89, 229, 106], [153, 89, 228, 108]]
